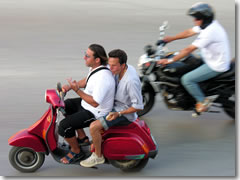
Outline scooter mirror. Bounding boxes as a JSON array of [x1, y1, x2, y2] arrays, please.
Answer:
[[57, 82, 62, 92]]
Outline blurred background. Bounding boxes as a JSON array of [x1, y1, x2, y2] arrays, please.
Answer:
[[0, 0, 236, 177]]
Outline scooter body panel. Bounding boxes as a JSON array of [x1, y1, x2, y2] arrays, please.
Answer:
[[45, 89, 65, 108], [28, 107, 58, 151], [102, 119, 158, 160], [102, 136, 146, 160], [8, 129, 47, 153]]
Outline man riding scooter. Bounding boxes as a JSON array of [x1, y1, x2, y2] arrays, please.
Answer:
[[80, 49, 144, 167], [58, 44, 115, 164], [8, 47, 157, 173]]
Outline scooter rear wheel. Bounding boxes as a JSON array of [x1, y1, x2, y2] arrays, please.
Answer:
[[9, 146, 45, 173], [109, 158, 149, 172]]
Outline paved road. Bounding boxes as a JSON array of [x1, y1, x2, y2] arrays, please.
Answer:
[[0, 0, 236, 177]]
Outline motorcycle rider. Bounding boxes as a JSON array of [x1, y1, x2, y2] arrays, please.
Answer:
[[157, 2, 231, 113], [80, 49, 144, 167], [58, 44, 115, 164]]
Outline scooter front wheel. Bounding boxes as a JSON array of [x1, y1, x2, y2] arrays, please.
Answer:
[[9, 146, 45, 172]]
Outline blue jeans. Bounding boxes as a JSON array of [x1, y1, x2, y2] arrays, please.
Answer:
[[181, 64, 222, 102]]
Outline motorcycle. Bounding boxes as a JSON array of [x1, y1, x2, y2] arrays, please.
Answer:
[[137, 21, 235, 119], [8, 83, 158, 172]]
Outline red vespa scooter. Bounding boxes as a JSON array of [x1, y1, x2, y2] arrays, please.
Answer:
[[8, 83, 158, 172]]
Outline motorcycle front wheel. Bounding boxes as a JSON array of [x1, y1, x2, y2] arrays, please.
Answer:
[[137, 84, 155, 117], [9, 146, 45, 173]]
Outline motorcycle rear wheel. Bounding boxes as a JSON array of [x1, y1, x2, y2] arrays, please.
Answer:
[[109, 158, 149, 172], [9, 146, 45, 172], [223, 100, 235, 119]]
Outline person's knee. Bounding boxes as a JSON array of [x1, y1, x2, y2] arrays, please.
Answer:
[[181, 75, 187, 86], [181, 73, 193, 87], [90, 120, 102, 134], [58, 119, 75, 138]]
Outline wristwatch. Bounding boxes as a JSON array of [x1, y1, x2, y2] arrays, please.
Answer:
[[118, 112, 122, 117]]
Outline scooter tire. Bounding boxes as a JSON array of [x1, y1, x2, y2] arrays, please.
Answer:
[[9, 146, 45, 173], [109, 158, 149, 172]]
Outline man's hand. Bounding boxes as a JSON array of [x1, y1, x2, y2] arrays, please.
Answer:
[[62, 84, 71, 92], [163, 36, 174, 43], [106, 112, 119, 121], [67, 78, 79, 92], [157, 58, 170, 65]]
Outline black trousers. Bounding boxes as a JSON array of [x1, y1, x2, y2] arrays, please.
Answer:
[[58, 98, 95, 138]]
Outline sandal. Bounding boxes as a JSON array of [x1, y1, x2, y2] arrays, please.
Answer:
[[77, 136, 90, 146], [60, 150, 85, 164]]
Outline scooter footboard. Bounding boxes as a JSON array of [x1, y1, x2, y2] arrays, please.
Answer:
[[8, 129, 47, 153], [102, 136, 148, 160]]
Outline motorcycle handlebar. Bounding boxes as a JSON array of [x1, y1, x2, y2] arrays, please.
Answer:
[[156, 40, 167, 46]]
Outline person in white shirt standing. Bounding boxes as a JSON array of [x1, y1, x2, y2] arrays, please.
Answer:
[[157, 2, 231, 113], [80, 49, 143, 167], [58, 44, 115, 164]]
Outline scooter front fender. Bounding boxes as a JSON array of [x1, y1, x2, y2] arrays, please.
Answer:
[[8, 129, 48, 153]]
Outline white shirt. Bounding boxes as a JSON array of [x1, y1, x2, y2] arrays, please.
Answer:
[[192, 20, 231, 72], [114, 65, 143, 122], [81, 66, 115, 119]]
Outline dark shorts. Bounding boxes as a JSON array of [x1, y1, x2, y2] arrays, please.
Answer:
[[99, 110, 132, 130], [58, 98, 95, 138]]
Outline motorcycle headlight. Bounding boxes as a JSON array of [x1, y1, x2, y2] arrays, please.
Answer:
[[148, 73, 156, 81], [138, 54, 154, 69]]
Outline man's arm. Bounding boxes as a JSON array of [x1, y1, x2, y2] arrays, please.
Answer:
[[106, 107, 141, 121], [62, 77, 87, 92], [75, 89, 99, 107], [77, 77, 87, 88], [164, 28, 197, 43], [158, 44, 198, 65], [107, 77, 143, 121], [68, 79, 99, 107]]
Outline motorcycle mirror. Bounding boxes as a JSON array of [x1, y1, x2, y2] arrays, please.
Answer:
[[159, 21, 169, 31]]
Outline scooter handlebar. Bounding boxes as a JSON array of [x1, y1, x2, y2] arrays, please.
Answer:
[[57, 82, 66, 98], [56, 82, 67, 115], [57, 82, 63, 92]]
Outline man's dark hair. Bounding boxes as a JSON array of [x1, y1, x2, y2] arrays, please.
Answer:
[[89, 44, 108, 65], [108, 49, 128, 65]]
